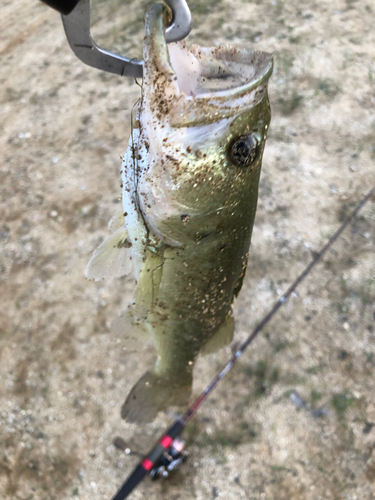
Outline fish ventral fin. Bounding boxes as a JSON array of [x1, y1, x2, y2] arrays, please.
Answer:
[[200, 311, 235, 356], [85, 225, 133, 280]]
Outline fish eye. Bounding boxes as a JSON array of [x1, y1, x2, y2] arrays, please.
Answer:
[[228, 134, 258, 168]]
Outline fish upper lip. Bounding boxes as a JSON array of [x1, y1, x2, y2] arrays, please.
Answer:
[[182, 47, 273, 100], [166, 48, 273, 127], [170, 47, 273, 126], [165, 44, 274, 103]]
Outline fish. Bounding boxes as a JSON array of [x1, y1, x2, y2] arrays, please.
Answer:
[[85, 3, 273, 423]]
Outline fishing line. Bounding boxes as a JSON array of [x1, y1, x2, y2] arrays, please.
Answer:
[[111, 183, 375, 500]]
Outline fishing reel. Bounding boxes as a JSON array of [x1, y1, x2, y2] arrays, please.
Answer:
[[149, 437, 188, 480]]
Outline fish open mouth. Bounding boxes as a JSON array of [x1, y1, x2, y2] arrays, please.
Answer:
[[143, 4, 273, 126], [169, 43, 273, 96], [169, 44, 273, 126]]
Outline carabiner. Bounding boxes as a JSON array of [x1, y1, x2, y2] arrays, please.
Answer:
[[61, 0, 192, 78]]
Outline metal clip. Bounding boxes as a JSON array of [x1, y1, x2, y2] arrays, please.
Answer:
[[62, 0, 192, 78]]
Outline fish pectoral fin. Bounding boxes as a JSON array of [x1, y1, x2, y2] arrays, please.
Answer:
[[108, 207, 125, 233], [133, 247, 165, 320], [200, 311, 234, 356], [85, 226, 133, 281]]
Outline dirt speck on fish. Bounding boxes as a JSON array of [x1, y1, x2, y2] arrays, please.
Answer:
[[85, 3, 273, 423]]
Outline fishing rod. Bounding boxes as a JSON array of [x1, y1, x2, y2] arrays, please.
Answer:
[[110, 183, 375, 500]]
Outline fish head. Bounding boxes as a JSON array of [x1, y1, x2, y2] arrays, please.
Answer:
[[136, 4, 273, 246]]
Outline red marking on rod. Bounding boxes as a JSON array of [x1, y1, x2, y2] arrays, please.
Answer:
[[189, 393, 206, 413], [160, 435, 173, 449], [141, 458, 154, 471]]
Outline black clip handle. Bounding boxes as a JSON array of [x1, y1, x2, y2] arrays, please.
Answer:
[[40, 0, 80, 16]]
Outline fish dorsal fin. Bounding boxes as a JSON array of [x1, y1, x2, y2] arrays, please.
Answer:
[[200, 311, 234, 356], [85, 226, 133, 280], [108, 208, 125, 233]]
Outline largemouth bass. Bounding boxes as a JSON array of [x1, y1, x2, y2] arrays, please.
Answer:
[[86, 3, 273, 423]]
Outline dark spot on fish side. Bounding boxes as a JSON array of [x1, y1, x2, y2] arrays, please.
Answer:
[[181, 214, 191, 224], [194, 232, 210, 243]]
